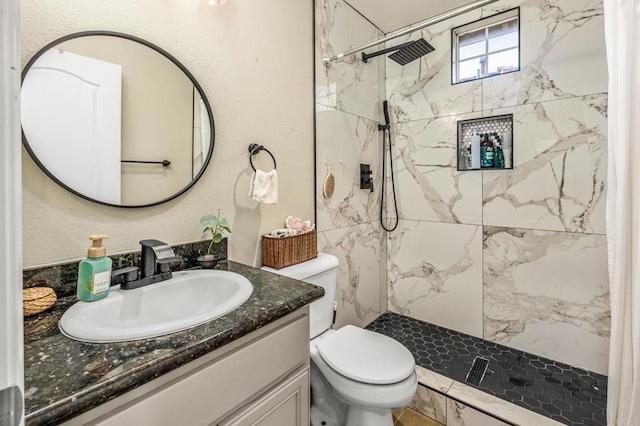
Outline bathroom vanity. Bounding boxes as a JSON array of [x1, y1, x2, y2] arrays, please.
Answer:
[[23, 261, 323, 426]]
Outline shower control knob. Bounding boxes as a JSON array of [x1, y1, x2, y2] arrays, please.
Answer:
[[360, 164, 374, 192]]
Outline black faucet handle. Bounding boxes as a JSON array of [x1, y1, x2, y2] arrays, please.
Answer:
[[111, 267, 139, 283], [139, 239, 168, 248], [139, 239, 177, 278], [156, 256, 183, 273]]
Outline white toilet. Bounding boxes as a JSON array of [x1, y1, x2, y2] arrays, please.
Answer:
[[262, 253, 417, 426]]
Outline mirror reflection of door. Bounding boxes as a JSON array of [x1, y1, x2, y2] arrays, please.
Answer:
[[193, 93, 212, 179], [21, 49, 122, 204], [21, 33, 215, 207], [57, 36, 195, 206]]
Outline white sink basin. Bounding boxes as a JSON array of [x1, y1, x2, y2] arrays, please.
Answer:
[[59, 270, 253, 343]]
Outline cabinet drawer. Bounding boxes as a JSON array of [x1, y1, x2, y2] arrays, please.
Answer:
[[92, 312, 309, 426], [220, 367, 310, 426]]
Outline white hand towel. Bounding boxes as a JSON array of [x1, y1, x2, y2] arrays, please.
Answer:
[[249, 169, 278, 204]]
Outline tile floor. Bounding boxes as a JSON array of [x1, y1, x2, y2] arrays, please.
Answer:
[[367, 312, 607, 426], [393, 407, 443, 426]]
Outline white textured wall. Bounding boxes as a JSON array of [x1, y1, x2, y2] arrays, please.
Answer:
[[21, 0, 314, 268]]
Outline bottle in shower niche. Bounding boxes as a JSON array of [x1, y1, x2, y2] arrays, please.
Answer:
[[501, 132, 512, 168], [470, 132, 481, 169], [481, 134, 494, 168], [493, 133, 505, 168]]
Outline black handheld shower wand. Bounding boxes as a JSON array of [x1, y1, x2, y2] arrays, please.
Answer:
[[380, 101, 399, 232], [383, 100, 391, 127]]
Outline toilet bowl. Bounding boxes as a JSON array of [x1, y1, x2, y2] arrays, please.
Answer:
[[262, 253, 417, 426]]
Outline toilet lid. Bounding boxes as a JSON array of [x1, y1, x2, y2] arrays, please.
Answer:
[[316, 325, 415, 385]]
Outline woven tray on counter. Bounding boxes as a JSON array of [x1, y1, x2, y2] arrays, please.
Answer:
[[262, 230, 317, 269], [23, 287, 57, 316]]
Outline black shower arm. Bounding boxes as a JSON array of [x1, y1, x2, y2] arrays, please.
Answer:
[[362, 41, 414, 63]]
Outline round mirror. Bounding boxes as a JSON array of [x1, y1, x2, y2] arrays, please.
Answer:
[[21, 31, 215, 207]]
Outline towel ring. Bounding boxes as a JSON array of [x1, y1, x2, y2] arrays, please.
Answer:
[[248, 143, 277, 172]]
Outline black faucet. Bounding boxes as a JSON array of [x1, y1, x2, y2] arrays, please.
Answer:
[[112, 240, 182, 290]]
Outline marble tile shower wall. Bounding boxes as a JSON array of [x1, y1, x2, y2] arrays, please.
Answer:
[[385, 0, 610, 375], [315, 0, 386, 328]]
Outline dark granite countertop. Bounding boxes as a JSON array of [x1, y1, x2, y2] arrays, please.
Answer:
[[23, 261, 324, 426]]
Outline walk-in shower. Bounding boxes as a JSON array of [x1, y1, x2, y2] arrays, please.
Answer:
[[315, 0, 611, 422]]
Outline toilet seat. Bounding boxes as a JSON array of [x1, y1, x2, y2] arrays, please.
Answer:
[[310, 345, 418, 410], [315, 325, 415, 385]]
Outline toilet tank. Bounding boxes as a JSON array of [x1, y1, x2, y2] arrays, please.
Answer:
[[261, 253, 339, 338]]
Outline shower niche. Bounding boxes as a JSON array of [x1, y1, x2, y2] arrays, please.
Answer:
[[457, 114, 513, 171]]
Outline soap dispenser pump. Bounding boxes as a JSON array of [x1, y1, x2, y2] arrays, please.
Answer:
[[77, 234, 113, 302]]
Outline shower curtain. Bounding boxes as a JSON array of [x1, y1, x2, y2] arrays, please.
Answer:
[[604, 1, 640, 424]]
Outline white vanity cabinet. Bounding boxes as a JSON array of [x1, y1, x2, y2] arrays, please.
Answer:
[[64, 307, 310, 426], [220, 368, 309, 426]]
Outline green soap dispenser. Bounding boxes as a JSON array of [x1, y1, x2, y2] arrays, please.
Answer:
[[77, 234, 113, 302]]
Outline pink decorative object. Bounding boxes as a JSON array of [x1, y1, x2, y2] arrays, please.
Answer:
[[285, 216, 315, 233]]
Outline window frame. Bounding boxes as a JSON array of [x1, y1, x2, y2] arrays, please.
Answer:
[[451, 8, 521, 85]]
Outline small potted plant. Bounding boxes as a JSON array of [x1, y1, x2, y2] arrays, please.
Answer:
[[197, 210, 232, 269]]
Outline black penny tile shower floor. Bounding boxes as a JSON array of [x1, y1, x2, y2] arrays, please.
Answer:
[[366, 312, 607, 426]]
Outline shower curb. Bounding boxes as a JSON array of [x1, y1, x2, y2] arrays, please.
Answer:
[[415, 366, 564, 426]]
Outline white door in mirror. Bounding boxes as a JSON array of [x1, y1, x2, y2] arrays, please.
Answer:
[[21, 49, 122, 204]]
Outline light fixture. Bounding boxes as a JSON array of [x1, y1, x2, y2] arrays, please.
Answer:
[[208, 0, 227, 5]]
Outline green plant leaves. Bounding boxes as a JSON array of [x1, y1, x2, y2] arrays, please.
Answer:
[[200, 214, 219, 228], [200, 213, 232, 254], [218, 218, 232, 233]]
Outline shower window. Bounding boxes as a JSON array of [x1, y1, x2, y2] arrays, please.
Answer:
[[452, 8, 520, 84]]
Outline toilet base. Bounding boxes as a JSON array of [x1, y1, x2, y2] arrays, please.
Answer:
[[346, 406, 392, 426], [309, 358, 398, 426], [310, 361, 347, 426]]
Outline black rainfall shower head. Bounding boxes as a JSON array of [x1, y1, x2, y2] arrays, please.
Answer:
[[361, 38, 435, 66], [388, 38, 435, 65]]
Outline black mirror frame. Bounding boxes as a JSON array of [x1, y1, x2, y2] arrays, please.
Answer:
[[21, 30, 216, 208]]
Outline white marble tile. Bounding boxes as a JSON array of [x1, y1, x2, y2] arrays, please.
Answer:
[[447, 381, 564, 426], [483, 94, 608, 234], [481, 0, 607, 109], [315, 0, 382, 121], [410, 384, 447, 424], [415, 366, 455, 395], [447, 399, 510, 426], [388, 220, 483, 337], [385, 9, 483, 123], [316, 106, 382, 231], [390, 114, 483, 225], [483, 226, 610, 374], [318, 222, 384, 328]]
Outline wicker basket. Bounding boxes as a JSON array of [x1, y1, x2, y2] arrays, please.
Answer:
[[262, 230, 317, 269], [23, 287, 57, 316]]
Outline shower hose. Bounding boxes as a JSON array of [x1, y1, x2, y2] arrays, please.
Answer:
[[380, 100, 399, 232]]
